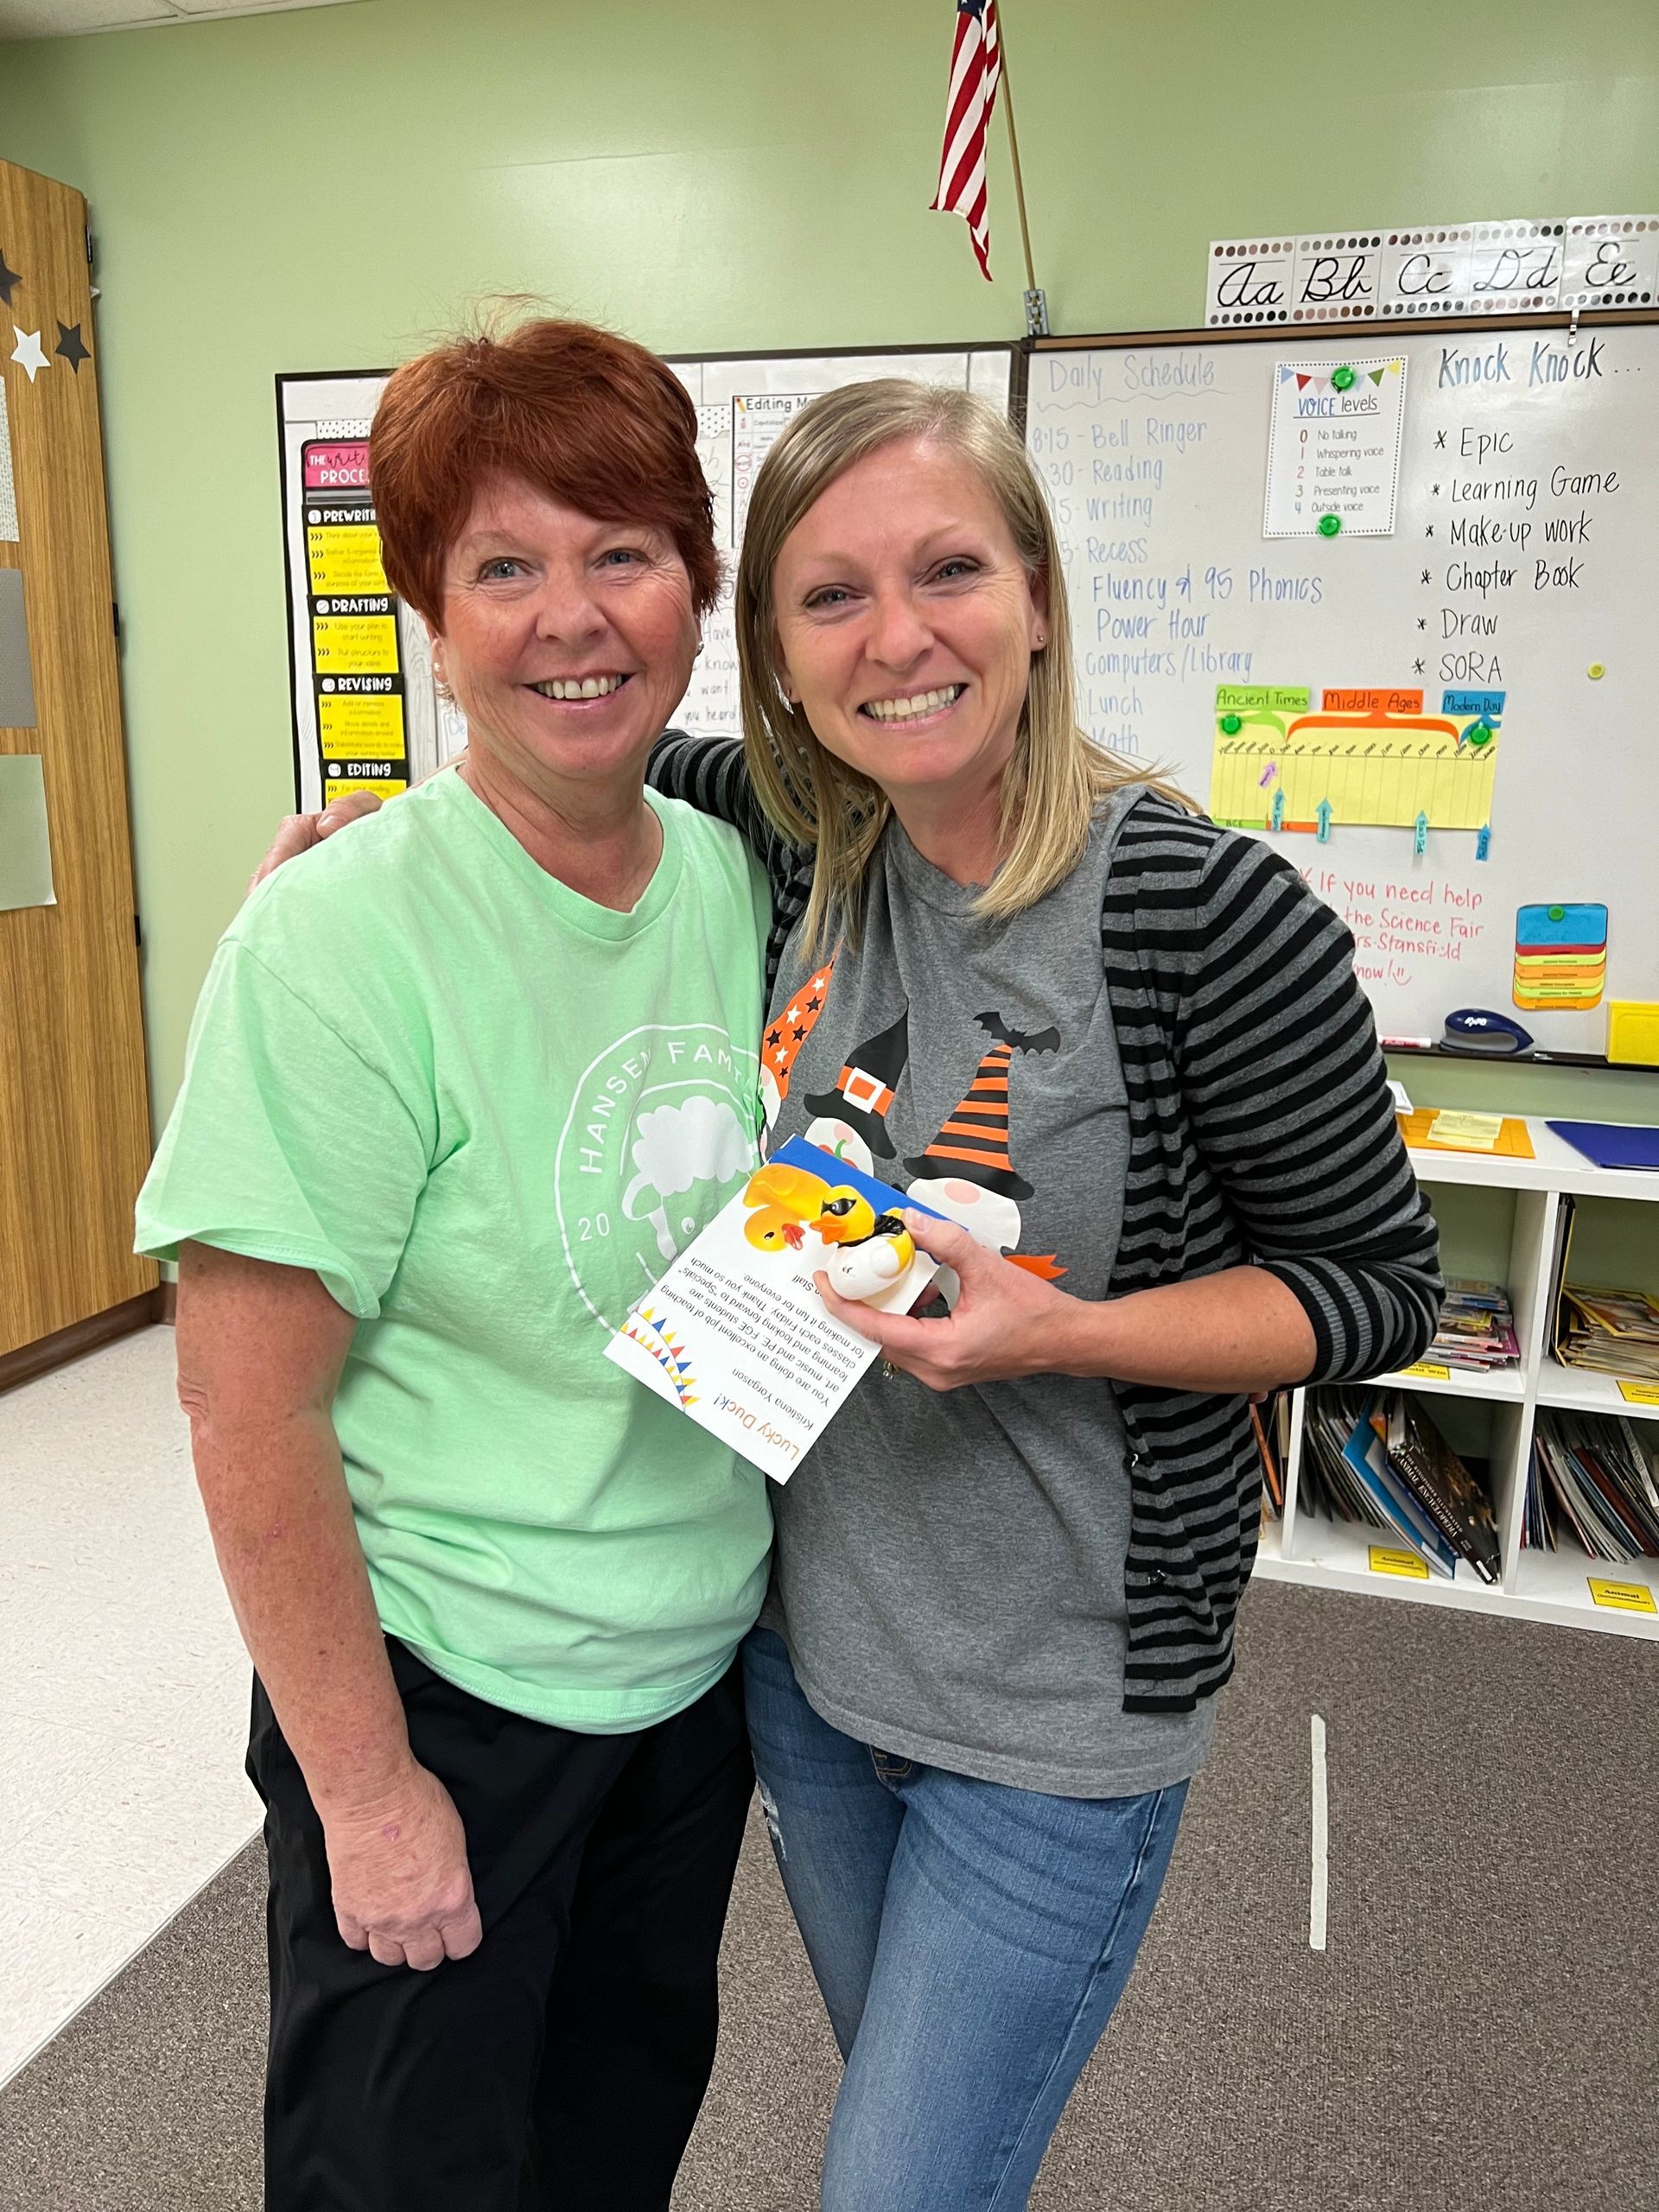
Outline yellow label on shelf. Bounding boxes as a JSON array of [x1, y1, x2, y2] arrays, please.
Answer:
[[319, 691, 406, 757], [1586, 1578, 1657, 1614], [1399, 1362, 1452, 1382], [307, 524, 388, 594], [312, 614, 399, 675], [1616, 1380, 1659, 1408], [1369, 1546, 1430, 1580]]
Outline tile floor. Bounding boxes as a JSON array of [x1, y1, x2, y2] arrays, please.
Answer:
[[0, 1328, 259, 2086]]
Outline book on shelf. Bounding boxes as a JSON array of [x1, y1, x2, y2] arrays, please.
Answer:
[[1340, 1403, 1462, 1578], [1252, 1389, 1291, 1517], [1548, 1195, 1659, 1383], [1296, 1388, 1500, 1581], [1526, 1409, 1659, 1563], [1426, 1277, 1520, 1373], [1384, 1396, 1502, 1583]]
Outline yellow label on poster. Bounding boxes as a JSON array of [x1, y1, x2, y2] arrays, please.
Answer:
[[313, 615, 398, 675], [325, 773, 407, 807], [308, 524, 388, 594], [1399, 1362, 1452, 1382], [1616, 1380, 1659, 1408], [1369, 1546, 1430, 1580], [1586, 1577, 1657, 1614], [319, 691, 405, 758]]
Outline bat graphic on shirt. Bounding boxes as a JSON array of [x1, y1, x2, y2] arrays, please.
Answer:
[[975, 1011, 1061, 1055]]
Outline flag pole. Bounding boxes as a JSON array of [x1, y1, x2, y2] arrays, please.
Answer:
[[995, 5, 1048, 334]]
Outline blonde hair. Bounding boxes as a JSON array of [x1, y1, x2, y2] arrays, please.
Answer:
[[734, 378, 1192, 952]]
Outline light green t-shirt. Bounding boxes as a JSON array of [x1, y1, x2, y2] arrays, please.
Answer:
[[137, 768, 774, 1732]]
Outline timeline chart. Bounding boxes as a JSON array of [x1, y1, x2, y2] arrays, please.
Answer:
[[1210, 683, 1501, 830], [302, 439, 408, 808]]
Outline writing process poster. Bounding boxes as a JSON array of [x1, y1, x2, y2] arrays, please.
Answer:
[[278, 377, 470, 813]]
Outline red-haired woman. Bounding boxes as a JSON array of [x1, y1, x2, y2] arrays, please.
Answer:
[[136, 321, 772, 2210]]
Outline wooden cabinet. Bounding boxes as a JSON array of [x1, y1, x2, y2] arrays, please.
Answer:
[[0, 159, 156, 1366]]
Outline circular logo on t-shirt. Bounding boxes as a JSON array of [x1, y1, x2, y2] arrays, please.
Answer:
[[555, 1024, 760, 1332]]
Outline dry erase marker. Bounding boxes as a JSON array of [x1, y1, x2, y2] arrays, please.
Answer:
[[1380, 1035, 1433, 1050]]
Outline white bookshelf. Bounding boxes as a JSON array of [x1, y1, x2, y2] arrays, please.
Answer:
[[1255, 1115, 1659, 1642]]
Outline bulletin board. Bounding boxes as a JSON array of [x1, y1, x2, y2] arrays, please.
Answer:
[[276, 343, 1019, 817], [1026, 315, 1659, 1055]]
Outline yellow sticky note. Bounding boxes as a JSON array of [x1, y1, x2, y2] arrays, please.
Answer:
[[1617, 1380, 1659, 1408], [1427, 1110, 1503, 1151], [1369, 1545, 1430, 1580], [1608, 1002, 1659, 1068], [1399, 1361, 1452, 1382], [1586, 1577, 1657, 1614]]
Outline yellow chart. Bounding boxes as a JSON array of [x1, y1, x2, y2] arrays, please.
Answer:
[[1211, 697, 1499, 832]]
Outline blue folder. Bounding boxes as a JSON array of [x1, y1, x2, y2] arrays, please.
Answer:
[[1547, 1121, 1659, 1172]]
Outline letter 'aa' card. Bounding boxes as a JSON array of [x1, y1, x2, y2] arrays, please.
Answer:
[[604, 1138, 941, 1482]]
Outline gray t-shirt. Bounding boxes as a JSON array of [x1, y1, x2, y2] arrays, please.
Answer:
[[763, 788, 1215, 1796]]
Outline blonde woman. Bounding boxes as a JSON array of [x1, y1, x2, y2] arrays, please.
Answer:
[[262, 377, 1440, 2209]]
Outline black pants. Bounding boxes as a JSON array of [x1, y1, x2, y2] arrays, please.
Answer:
[[247, 1640, 753, 2212]]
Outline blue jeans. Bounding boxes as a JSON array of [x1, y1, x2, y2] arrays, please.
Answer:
[[743, 1628, 1188, 2212]]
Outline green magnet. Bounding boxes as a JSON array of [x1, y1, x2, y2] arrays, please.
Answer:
[[1332, 365, 1357, 391], [1467, 725, 1493, 747], [1318, 513, 1342, 537], [1548, 905, 1566, 921], [1220, 712, 1243, 734]]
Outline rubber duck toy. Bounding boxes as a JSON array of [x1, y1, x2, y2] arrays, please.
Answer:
[[814, 1189, 917, 1303], [741, 1160, 832, 1253]]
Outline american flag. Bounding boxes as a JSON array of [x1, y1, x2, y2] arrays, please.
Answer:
[[931, 0, 1003, 281]]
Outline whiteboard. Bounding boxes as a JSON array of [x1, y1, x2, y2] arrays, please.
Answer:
[[1026, 321, 1659, 1052], [278, 346, 1015, 815]]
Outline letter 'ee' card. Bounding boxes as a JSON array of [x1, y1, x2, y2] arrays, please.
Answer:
[[603, 1138, 941, 1482]]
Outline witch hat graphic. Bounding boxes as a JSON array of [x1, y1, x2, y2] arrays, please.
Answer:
[[761, 956, 837, 1123], [803, 1006, 909, 1159], [904, 1013, 1058, 1198]]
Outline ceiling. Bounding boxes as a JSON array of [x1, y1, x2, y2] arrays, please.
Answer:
[[0, 0, 352, 39]]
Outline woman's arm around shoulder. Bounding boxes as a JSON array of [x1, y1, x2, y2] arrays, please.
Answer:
[[1166, 819, 1443, 1380], [647, 728, 800, 874]]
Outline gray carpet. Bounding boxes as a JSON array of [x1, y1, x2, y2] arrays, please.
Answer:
[[3, 1581, 1656, 2210]]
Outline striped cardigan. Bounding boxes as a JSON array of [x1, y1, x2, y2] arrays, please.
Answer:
[[649, 734, 1443, 1712]]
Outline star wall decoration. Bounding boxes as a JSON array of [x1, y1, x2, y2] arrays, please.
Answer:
[[0, 251, 19, 306], [10, 327, 49, 382], [55, 321, 91, 371]]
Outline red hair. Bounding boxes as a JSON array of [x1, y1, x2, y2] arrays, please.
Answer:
[[369, 316, 719, 627]]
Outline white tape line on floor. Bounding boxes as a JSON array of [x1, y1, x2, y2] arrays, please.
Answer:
[[1309, 1712, 1328, 1953]]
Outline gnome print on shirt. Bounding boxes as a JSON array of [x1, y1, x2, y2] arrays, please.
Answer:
[[766, 975, 1065, 1303]]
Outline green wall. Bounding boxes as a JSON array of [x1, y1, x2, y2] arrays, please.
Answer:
[[2, 0, 1657, 1126]]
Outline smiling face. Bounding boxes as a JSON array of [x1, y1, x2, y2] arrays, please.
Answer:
[[433, 474, 699, 803], [770, 436, 1047, 818]]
